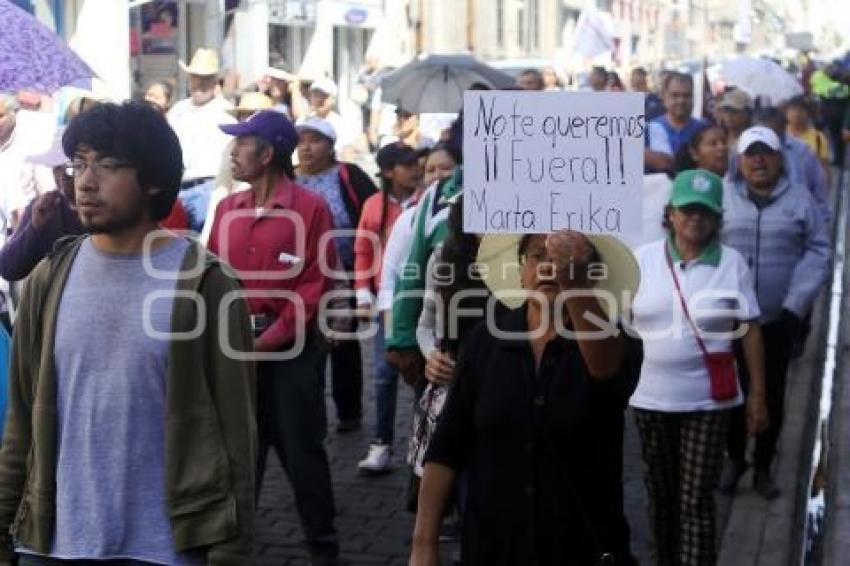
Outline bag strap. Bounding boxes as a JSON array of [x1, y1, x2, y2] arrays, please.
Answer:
[[664, 245, 709, 357], [338, 163, 362, 214]]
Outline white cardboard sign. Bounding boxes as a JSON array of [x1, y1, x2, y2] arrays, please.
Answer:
[[463, 91, 645, 237]]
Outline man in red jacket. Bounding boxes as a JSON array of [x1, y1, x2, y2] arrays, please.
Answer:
[[207, 110, 340, 565]]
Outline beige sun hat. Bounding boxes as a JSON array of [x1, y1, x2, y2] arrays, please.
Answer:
[[475, 233, 640, 319], [229, 91, 274, 116], [179, 48, 220, 76]]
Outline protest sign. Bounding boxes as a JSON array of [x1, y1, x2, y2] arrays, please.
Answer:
[[463, 91, 645, 237]]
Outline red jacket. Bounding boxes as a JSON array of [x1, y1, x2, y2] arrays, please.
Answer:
[[160, 198, 189, 231], [353, 192, 404, 296], [207, 176, 336, 349]]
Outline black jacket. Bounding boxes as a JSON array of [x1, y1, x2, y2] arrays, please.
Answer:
[[425, 305, 641, 566], [337, 163, 378, 225]]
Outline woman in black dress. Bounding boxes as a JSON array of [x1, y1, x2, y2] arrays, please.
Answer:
[[410, 230, 641, 566]]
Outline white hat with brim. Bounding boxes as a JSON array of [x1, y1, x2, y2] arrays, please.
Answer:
[[309, 77, 338, 97], [179, 48, 220, 76], [265, 66, 296, 82], [26, 127, 67, 168], [476, 233, 640, 320]]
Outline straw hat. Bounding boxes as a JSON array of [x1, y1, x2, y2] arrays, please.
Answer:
[[229, 91, 273, 116], [179, 48, 220, 76], [475, 233, 640, 319]]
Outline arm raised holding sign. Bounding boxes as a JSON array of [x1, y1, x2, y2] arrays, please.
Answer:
[[545, 230, 624, 377]]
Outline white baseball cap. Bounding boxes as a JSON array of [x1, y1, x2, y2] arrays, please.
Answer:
[[295, 117, 337, 142], [737, 126, 782, 154], [309, 77, 338, 97]]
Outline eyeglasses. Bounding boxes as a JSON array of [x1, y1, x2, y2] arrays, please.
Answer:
[[66, 158, 134, 179], [521, 249, 550, 265]]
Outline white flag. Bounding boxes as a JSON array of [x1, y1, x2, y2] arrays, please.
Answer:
[[571, 8, 615, 59]]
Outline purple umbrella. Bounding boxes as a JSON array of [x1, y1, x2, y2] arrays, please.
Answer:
[[0, 0, 96, 94]]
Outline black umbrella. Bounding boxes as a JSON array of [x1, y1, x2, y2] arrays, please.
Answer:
[[380, 54, 515, 113]]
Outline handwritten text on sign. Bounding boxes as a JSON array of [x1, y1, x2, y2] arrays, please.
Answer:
[[463, 91, 645, 236]]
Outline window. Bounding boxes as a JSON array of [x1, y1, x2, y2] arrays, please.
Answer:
[[332, 26, 373, 106], [496, 0, 504, 48], [529, 0, 539, 50], [269, 24, 314, 70], [517, 3, 525, 49], [558, 6, 580, 39]]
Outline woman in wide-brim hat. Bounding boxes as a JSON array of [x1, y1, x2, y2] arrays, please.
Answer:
[[410, 228, 642, 566]]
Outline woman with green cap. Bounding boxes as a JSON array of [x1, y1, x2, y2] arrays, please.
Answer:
[[628, 169, 768, 566]]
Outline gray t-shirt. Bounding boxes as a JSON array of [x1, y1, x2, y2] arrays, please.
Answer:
[[43, 236, 199, 564]]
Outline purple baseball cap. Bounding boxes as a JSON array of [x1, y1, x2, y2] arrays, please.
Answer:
[[219, 110, 298, 155]]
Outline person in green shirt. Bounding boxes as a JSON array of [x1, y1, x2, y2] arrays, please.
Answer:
[[385, 168, 462, 382], [812, 65, 850, 165]]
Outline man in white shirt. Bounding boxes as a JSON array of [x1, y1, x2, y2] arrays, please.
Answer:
[[167, 48, 235, 231]]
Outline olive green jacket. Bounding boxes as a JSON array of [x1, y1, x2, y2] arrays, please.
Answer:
[[0, 236, 256, 564]]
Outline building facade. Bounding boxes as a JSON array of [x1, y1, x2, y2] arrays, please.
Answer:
[[16, 0, 848, 107]]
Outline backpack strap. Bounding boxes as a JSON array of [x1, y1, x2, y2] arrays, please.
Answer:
[[338, 163, 362, 215]]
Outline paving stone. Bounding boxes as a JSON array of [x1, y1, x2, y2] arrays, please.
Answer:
[[256, 337, 651, 564]]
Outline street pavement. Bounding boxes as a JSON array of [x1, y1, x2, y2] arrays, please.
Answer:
[[255, 336, 652, 565], [253, 324, 830, 566]]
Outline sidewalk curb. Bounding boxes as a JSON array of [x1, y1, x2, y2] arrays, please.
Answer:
[[823, 280, 850, 564], [718, 290, 828, 566], [822, 210, 850, 565]]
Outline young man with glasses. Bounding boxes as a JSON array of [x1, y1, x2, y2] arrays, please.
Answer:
[[0, 124, 190, 283], [0, 101, 256, 564]]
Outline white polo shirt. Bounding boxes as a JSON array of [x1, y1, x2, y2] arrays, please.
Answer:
[[628, 238, 760, 412]]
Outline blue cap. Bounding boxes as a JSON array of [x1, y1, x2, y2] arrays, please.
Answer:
[[219, 110, 298, 155]]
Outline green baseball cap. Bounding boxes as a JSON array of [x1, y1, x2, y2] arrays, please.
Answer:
[[669, 169, 723, 214]]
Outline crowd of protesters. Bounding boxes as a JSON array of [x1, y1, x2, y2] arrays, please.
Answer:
[[0, 46, 846, 566]]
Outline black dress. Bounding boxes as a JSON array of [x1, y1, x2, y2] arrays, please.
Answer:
[[424, 304, 641, 566]]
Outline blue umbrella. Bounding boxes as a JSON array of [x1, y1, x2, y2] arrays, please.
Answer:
[[0, 0, 96, 93]]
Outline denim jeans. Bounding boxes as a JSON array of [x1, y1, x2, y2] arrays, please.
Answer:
[[373, 316, 400, 444]]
